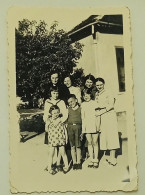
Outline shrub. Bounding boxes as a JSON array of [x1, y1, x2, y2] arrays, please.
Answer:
[[19, 113, 45, 134]]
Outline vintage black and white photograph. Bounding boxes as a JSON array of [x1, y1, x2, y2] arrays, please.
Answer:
[[8, 7, 137, 192]]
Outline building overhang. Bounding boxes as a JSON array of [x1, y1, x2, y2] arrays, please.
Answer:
[[68, 15, 123, 42]]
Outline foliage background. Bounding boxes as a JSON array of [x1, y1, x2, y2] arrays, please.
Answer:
[[16, 19, 84, 106]]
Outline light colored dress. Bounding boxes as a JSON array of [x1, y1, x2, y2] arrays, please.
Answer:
[[81, 100, 98, 134], [68, 86, 81, 104], [95, 89, 120, 150], [43, 98, 68, 123]]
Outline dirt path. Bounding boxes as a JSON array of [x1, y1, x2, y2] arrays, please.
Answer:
[[10, 133, 129, 193]]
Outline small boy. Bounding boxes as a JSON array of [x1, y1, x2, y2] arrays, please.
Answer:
[[67, 94, 82, 170]]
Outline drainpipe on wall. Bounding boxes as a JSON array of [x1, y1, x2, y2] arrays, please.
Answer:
[[92, 25, 100, 77]]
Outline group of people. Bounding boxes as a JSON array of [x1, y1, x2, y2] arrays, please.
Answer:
[[43, 71, 120, 175]]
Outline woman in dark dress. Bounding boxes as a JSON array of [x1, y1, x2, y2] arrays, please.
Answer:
[[44, 71, 70, 104]]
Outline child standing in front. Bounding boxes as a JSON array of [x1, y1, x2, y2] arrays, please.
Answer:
[[81, 89, 100, 168], [67, 94, 82, 170], [43, 86, 68, 123], [45, 105, 69, 174], [43, 86, 68, 172]]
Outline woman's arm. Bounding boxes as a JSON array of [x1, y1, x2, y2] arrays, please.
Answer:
[[45, 118, 51, 132], [43, 101, 48, 123], [81, 104, 86, 134], [76, 87, 82, 104], [94, 101, 102, 116], [64, 126, 68, 144], [43, 100, 51, 123], [96, 92, 115, 116], [59, 101, 68, 123], [105, 92, 115, 111], [97, 91, 115, 113]]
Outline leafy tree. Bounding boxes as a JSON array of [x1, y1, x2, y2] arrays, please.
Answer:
[[16, 19, 84, 105]]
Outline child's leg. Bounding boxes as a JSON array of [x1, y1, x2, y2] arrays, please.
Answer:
[[53, 147, 58, 165], [92, 133, 99, 162], [109, 149, 117, 165], [67, 126, 76, 165], [48, 146, 55, 171], [86, 134, 93, 162], [56, 148, 62, 166], [59, 146, 69, 168], [76, 147, 81, 164], [71, 146, 77, 164]]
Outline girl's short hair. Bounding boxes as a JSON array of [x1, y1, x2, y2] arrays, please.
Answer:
[[49, 86, 59, 99], [84, 74, 95, 84], [95, 77, 105, 84], [49, 105, 60, 114], [81, 88, 93, 100], [49, 86, 59, 93], [67, 94, 77, 101]]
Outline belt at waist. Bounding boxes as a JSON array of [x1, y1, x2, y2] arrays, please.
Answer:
[[68, 123, 82, 126]]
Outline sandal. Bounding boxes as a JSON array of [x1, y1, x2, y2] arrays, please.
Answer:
[[88, 162, 94, 168], [93, 162, 99, 168], [108, 158, 117, 166], [77, 163, 82, 170], [56, 165, 63, 172], [73, 164, 77, 170], [49, 169, 57, 175], [63, 166, 69, 174]]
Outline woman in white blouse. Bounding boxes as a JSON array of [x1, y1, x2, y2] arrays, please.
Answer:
[[64, 76, 81, 104], [95, 77, 120, 166]]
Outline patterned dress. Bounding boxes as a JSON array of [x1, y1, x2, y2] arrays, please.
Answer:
[[47, 118, 66, 147]]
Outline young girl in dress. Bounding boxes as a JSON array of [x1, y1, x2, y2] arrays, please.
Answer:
[[81, 89, 100, 168], [45, 105, 69, 174], [43, 86, 68, 172], [43, 86, 68, 123]]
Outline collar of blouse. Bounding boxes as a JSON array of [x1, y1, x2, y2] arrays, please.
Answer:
[[95, 89, 105, 97]]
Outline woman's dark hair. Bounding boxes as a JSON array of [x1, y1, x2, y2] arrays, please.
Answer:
[[95, 77, 105, 84], [63, 75, 74, 85], [49, 105, 60, 114], [50, 70, 59, 77], [84, 74, 95, 85], [81, 88, 93, 100]]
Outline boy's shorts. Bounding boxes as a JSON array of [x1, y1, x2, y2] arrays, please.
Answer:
[[67, 124, 82, 147]]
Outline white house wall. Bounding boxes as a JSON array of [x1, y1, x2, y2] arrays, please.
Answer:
[[77, 33, 126, 111], [97, 33, 123, 93], [76, 32, 127, 137], [76, 35, 96, 76], [97, 33, 127, 114]]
